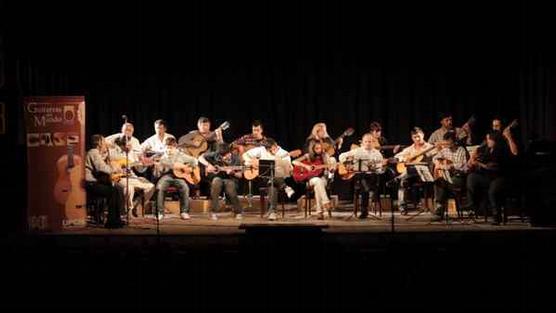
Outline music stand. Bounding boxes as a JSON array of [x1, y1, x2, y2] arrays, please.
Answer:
[[258, 160, 276, 216]]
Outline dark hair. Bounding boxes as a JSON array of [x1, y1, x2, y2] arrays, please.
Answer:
[[165, 137, 177, 146], [438, 112, 452, 120], [198, 117, 210, 124], [90, 134, 104, 148], [264, 138, 277, 149], [410, 127, 424, 136], [252, 120, 263, 128], [154, 119, 167, 128], [443, 130, 457, 142], [369, 122, 382, 132], [217, 143, 231, 155], [486, 130, 503, 143]]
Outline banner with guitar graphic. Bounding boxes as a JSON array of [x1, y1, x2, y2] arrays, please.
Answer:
[[23, 96, 86, 231]]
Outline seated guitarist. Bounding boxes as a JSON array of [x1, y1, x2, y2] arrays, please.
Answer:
[[85, 135, 125, 228], [304, 123, 341, 155], [429, 112, 472, 146], [232, 120, 268, 154], [339, 133, 385, 219], [105, 122, 155, 218], [432, 131, 468, 221], [199, 143, 244, 221], [393, 127, 436, 214], [465, 130, 516, 225], [292, 141, 336, 219], [178, 117, 223, 154], [243, 138, 295, 221], [154, 137, 198, 220]]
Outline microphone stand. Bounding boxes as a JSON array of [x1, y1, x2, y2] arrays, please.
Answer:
[[123, 116, 130, 226]]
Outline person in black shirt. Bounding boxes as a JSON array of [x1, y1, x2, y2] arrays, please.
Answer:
[[466, 130, 517, 225], [199, 143, 244, 220]]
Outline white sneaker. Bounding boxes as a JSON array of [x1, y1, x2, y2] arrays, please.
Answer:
[[268, 212, 277, 221], [235, 213, 243, 220], [180, 213, 191, 220], [156, 214, 164, 221], [210, 213, 218, 221], [284, 186, 295, 198]]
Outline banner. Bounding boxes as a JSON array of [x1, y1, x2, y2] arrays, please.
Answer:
[[23, 96, 86, 231]]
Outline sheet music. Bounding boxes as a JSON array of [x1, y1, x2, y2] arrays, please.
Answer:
[[415, 165, 434, 182]]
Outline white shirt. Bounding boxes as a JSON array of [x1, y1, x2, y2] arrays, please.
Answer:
[[243, 146, 292, 177], [394, 142, 435, 162], [339, 147, 384, 173], [140, 133, 175, 154], [105, 133, 142, 162]]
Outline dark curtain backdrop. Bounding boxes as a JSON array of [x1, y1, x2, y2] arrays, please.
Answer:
[[3, 0, 556, 149]]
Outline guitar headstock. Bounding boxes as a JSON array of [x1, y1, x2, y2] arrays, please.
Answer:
[[343, 128, 355, 137], [219, 121, 231, 131], [505, 119, 518, 131]]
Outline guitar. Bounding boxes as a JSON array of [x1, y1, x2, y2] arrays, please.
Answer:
[[433, 158, 456, 182], [53, 145, 83, 206], [322, 128, 355, 155], [292, 158, 332, 183], [337, 158, 395, 180], [178, 121, 231, 157], [395, 141, 447, 174], [173, 163, 202, 185], [243, 149, 303, 180]]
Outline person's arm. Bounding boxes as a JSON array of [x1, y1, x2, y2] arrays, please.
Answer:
[[394, 146, 411, 162], [198, 152, 217, 173], [242, 147, 261, 166], [503, 128, 519, 156], [140, 137, 152, 151], [339, 149, 355, 163], [292, 154, 311, 169], [90, 149, 114, 174]]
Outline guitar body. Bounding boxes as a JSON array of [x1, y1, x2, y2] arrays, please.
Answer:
[[64, 156, 85, 219], [181, 133, 209, 157], [243, 167, 259, 181], [173, 164, 202, 185], [53, 154, 82, 205], [292, 159, 325, 183], [337, 162, 356, 180]]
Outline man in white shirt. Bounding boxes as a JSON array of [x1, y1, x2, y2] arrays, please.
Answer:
[[141, 119, 176, 155], [339, 133, 385, 219], [243, 138, 294, 220], [393, 127, 436, 214], [106, 122, 155, 217]]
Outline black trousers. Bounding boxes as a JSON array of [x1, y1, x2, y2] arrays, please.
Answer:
[[86, 181, 124, 226], [466, 172, 507, 218], [356, 174, 379, 214]]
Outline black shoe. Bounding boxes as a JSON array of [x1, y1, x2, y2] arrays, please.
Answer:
[[358, 212, 368, 219]]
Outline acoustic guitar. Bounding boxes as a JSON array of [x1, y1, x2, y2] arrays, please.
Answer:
[[395, 141, 447, 174], [178, 121, 231, 157], [321, 128, 355, 155], [172, 163, 202, 185], [54, 145, 85, 216], [292, 158, 332, 183]]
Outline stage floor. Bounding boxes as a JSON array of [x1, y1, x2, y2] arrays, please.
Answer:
[[60, 204, 542, 236]]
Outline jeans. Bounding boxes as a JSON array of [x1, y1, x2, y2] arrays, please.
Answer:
[[466, 172, 506, 218], [210, 177, 242, 214], [156, 175, 190, 214]]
